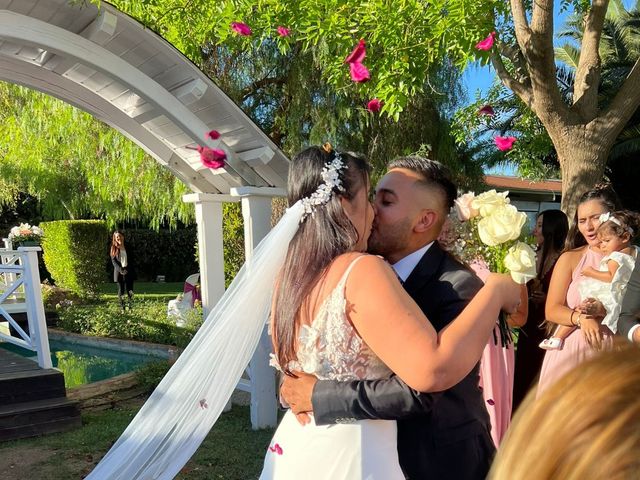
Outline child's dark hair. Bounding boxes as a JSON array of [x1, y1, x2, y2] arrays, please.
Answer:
[[597, 210, 640, 241]]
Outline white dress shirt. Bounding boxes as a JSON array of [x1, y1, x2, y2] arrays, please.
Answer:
[[391, 242, 434, 283]]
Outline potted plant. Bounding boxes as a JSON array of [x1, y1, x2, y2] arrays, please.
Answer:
[[8, 223, 44, 248]]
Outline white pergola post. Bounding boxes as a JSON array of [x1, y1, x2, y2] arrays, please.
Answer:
[[231, 186, 285, 429], [182, 193, 237, 316]]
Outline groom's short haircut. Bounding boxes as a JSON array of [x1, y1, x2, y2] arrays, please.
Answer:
[[388, 156, 457, 210]]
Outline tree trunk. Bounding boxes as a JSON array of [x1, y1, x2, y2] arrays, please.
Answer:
[[554, 129, 610, 221]]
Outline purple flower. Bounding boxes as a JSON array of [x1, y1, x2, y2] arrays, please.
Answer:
[[277, 26, 290, 37], [478, 105, 495, 116], [349, 62, 370, 83], [367, 98, 382, 113], [345, 39, 366, 64], [231, 22, 252, 36], [205, 130, 220, 140], [494, 136, 517, 151], [476, 32, 496, 51]]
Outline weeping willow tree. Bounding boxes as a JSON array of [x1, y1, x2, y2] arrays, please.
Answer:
[[0, 81, 193, 228]]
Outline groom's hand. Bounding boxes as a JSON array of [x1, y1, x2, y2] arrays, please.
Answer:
[[280, 370, 316, 414]]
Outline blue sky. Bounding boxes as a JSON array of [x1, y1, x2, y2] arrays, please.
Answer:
[[464, 1, 636, 100], [464, 1, 635, 175]]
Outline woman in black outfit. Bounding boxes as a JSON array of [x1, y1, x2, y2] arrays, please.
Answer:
[[512, 210, 568, 411], [110, 231, 136, 311]]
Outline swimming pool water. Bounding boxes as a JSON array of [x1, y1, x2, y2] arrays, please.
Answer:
[[0, 340, 161, 388]]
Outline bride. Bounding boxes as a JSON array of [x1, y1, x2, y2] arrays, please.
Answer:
[[259, 146, 520, 479], [85, 145, 520, 480]]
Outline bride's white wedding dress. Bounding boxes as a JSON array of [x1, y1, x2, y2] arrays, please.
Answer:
[[260, 256, 404, 480]]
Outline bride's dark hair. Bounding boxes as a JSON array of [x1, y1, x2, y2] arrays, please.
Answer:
[[273, 145, 370, 372]]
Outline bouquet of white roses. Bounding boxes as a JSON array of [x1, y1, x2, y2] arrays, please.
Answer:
[[8, 223, 44, 246], [442, 190, 537, 284], [439, 190, 537, 346]]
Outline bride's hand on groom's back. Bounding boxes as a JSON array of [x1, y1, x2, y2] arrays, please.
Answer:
[[281, 370, 316, 415], [485, 273, 523, 314]]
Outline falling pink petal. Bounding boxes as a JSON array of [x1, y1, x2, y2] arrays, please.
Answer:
[[478, 105, 495, 116], [231, 22, 252, 36], [345, 39, 366, 64], [199, 399, 208, 409], [196, 146, 226, 168], [277, 26, 290, 37], [487, 399, 495, 406], [475, 32, 496, 51], [269, 443, 283, 455], [205, 130, 220, 140], [494, 136, 517, 151], [349, 62, 370, 83], [367, 98, 383, 113]]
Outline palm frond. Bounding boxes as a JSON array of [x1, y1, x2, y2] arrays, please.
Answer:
[[555, 44, 580, 69]]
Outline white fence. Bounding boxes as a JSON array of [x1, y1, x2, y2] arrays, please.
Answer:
[[0, 244, 52, 369]]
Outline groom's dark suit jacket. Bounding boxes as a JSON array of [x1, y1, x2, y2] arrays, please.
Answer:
[[312, 243, 495, 480], [618, 259, 640, 339]]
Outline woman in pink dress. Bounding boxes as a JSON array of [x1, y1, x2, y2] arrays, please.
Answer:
[[537, 185, 622, 395], [471, 260, 528, 447]]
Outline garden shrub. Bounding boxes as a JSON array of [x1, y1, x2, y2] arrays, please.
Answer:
[[135, 360, 172, 393], [57, 300, 202, 348], [40, 220, 108, 296], [41, 282, 84, 310], [115, 227, 198, 282]]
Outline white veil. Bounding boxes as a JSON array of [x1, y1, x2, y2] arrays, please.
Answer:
[[86, 201, 305, 480]]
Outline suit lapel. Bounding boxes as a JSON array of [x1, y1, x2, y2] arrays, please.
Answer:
[[403, 242, 445, 297]]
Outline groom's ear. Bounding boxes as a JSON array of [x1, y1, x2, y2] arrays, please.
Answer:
[[414, 209, 438, 233]]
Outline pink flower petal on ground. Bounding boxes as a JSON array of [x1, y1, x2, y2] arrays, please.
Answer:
[[478, 105, 495, 116], [345, 39, 366, 64], [367, 98, 383, 113], [231, 22, 252, 36], [199, 399, 208, 409], [205, 130, 220, 140], [350, 62, 370, 83], [494, 136, 517, 151], [475, 32, 496, 51], [276, 26, 290, 37], [198, 146, 226, 169]]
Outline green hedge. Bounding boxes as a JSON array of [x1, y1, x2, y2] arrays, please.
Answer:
[[40, 220, 108, 296], [119, 227, 198, 282]]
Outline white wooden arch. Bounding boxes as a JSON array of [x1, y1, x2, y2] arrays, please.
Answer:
[[0, 0, 287, 428]]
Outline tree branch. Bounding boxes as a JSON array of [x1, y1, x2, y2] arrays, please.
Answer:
[[523, 0, 573, 125], [572, 0, 608, 121], [510, 0, 532, 51], [240, 76, 286, 101], [490, 51, 533, 107], [597, 58, 640, 142]]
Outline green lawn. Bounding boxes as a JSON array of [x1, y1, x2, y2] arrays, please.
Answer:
[[98, 281, 184, 302], [0, 403, 274, 479]]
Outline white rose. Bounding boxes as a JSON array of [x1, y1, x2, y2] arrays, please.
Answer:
[[454, 192, 479, 221], [504, 242, 537, 284], [472, 190, 510, 217], [32, 226, 44, 236], [477, 204, 526, 246]]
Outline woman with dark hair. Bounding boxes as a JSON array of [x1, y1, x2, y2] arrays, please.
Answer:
[[512, 210, 568, 411], [536, 185, 622, 394], [111, 231, 136, 311], [260, 146, 521, 479]]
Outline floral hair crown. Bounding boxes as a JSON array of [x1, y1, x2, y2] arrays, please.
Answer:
[[300, 148, 346, 222], [599, 212, 633, 235]]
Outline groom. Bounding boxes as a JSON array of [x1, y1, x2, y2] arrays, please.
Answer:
[[281, 156, 495, 479]]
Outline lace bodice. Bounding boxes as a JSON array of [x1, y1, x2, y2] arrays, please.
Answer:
[[270, 256, 393, 382]]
